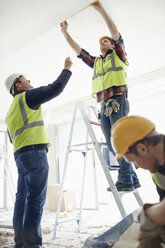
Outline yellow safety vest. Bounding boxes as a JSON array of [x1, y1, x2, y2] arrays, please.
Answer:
[[92, 50, 128, 98], [6, 92, 50, 153], [152, 172, 165, 191]]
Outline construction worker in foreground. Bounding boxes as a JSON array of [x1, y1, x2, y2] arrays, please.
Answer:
[[5, 57, 72, 248], [111, 115, 165, 248], [60, 0, 141, 192]]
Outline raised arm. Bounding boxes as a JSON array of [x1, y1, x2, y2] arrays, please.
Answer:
[[26, 57, 73, 108], [60, 21, 81, 56], [91, 1, 120, 41]]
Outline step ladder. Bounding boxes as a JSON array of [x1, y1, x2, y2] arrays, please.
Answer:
[[53, 102, 143, 238]]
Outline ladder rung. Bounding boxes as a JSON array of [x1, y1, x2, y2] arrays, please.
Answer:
[[0, 224, 13, 229], [57, 215, 80, 224], [90, 121, 100, 126], [98, 142, 107, 146], [69, 142, 93, 147], [69, 148, 88, 153], [69, 141, 106, 148], [0, 177, 6, 180]]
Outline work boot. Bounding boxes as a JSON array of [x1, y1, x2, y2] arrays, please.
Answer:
[[107, 182, 134, 192]]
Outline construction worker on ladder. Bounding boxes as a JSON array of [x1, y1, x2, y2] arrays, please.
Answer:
[[60, 0, 141, 192], [111, 115, 165, 248], [4, 57, 72, 248]]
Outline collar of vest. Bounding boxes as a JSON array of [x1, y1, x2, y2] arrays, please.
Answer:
[[100, 49, 113, 59], [14, 90, 26, 97], [157, 135, 165, 173]]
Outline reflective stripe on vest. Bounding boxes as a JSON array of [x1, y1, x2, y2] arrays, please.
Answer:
[[92, 53, 123, 81], [11, 94, 44, 140], [152, 172, 165, 190]]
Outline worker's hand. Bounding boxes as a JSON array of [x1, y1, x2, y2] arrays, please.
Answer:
[[64, 57, 73, 70], [137, 204, 165, 248], [91, 1, 103, 10], [60, 21, 68, 35]]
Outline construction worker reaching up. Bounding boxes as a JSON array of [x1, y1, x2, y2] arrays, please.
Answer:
[[5, 57, 72, 248], [60, 0, 140, 192], [111, 115, 165, 247]]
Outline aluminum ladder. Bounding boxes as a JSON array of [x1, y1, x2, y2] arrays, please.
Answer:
[[53, 102, 143, 238]]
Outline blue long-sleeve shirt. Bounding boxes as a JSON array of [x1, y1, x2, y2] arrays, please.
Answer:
[[26, 69, 72, 109]]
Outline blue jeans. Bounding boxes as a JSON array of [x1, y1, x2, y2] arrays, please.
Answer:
[[100, 96, 139, 185], [13, 148, 49, 248]]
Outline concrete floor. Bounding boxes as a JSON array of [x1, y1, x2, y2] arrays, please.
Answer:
[[0, 191, 143, 248], [0, 168, 159, 248]]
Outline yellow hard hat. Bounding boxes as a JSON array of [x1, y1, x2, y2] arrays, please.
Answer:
[[111, 115, 155, 160], [99, 36, 112, 44]]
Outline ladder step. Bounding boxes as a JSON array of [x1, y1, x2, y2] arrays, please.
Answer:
[[0, 177, 7, 180], [69, 141, 107, 148], [69, 142, 93, 148], [69, 148, 88, 153], [90, 121, 100, 126], [57, 215, 80, 224]]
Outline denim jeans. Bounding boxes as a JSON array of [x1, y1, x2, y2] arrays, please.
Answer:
[[13, 148, 49, 248], [100, 95, 139, 185]]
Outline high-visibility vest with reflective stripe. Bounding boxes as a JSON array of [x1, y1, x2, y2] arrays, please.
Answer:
[[6, 92, 50, 153], [152, 172, 165, 191], [92, 50, 128, 98]]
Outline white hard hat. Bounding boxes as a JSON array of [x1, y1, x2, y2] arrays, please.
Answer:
[[4, 73, 22, 93]]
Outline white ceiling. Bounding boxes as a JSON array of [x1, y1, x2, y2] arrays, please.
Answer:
[[0, 0, 165, 121]]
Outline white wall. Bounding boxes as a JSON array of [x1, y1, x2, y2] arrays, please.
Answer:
[[129, 68, 165, 133]]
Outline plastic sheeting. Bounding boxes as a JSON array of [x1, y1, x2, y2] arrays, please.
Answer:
[[82, 208, 141, 248]]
